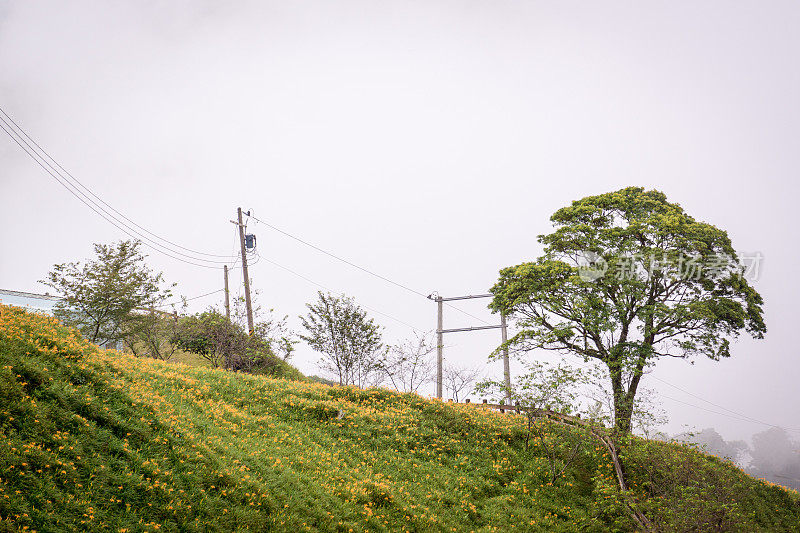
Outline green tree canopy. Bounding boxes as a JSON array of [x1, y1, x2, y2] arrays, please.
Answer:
[[489, 187, 765, 434], [299, 291, 385, 387], [175, 309, 249, 369], [174, 308, 292, 375], [40, 240, 174, 345]]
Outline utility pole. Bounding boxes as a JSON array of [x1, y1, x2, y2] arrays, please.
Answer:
[[501, 313, 511, 404], [436, 295, 443, 399], [223, 265, 231, 320], [428, 292, 507, 400], [236, 207, 255, 334]]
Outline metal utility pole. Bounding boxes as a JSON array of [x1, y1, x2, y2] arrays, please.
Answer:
[[236, 207, 255, 334], [223, 265, 231, 320], [501, 313, 511, 404], [429, 293, 509, 400], [436, 295, 444, 399]]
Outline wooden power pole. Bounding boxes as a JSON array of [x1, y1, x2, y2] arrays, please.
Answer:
[[223, 265, 231, 320], [236, 207, 255, 334]]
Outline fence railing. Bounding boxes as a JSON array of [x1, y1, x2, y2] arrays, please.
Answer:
[[445, 398, 591, 425]]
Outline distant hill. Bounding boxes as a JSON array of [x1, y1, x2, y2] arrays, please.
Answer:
[[1, 304, 799, 532]]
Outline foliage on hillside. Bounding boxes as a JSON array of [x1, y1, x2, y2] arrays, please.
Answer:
[[1, 305, 798, 532], [173, 310, 303, 380]]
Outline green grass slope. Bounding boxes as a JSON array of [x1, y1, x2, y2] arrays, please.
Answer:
[[1, 305, 799, 532]]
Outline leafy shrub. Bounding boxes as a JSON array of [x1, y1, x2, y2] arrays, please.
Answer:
[[174, 310, 301, 378]]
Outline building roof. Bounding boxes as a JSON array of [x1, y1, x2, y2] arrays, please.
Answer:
[[0, 288, 62, 301]]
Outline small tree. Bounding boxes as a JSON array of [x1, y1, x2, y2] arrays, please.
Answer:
[[174, 310, 245, 368], [40, 240, 174, 345], [377, 332, 435, 393], [232, 292, 297, 361], [476, 360, 587, 478], [299, 292, 385, 387], [124, 310, 181, 361], [442, 364, 481, 402], [174, 309, 278, 372], [477, 360, 585, 414]]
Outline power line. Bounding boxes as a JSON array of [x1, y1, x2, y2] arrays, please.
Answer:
[[181, 288, 224, 303], [247, 249, 261, 266], [0, 106, 238, 264], [0, 114, 229, 267], [0, 108, 237, 267], [2, 110, 489, 322], [155, 289, 225, 309], [0, 120, 229, 269], [441, 300, 492, 326], [659, 392, 800, 434], [652, 375, 800, 433], [252, 250, 425, 332], [1, 107, 235, 259], [246, 212, 491, 325], [247, 213, 428, 298]]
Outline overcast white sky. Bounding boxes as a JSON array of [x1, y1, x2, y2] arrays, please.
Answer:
[[1, 1, 798, 442]]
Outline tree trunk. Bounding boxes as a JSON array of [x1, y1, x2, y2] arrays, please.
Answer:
[[612, 383, 634, 435], [608, 357, 633, 435]]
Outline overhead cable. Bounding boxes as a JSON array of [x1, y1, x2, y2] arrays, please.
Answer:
[[247, 212, 491, 325], [0, 108, 237, 268]]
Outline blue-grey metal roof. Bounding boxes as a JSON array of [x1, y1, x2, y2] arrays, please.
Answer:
[[0, 288, 62, 315]]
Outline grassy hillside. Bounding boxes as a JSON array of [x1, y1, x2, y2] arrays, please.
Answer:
[[1, 305, 799, 532]]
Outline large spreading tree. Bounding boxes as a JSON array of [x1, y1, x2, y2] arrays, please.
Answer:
[[489, 187, 765, 434]]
